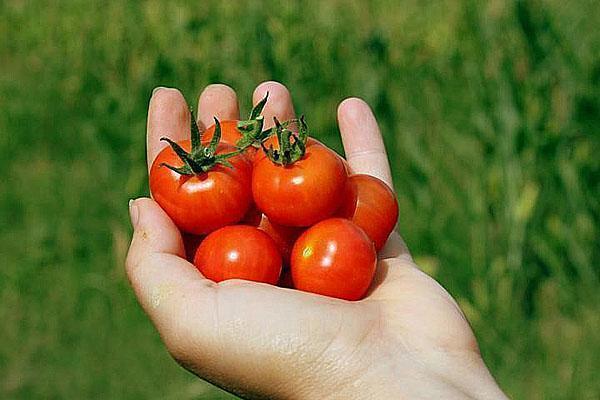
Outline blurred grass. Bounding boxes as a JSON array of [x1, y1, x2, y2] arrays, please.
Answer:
[[0, 0, 598, 398]]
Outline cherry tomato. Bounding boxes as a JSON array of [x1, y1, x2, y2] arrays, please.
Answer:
[[194, 225, 282, 284], [150, 139, 252, 234], [257, 214, 304, 265], [337, 174, 398, 250], [252, 138, 347, 227], [203, 120, 258, 158], [290, 218, 377, 300]]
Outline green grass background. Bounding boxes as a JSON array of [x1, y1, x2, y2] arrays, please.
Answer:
[[1, 0, 598, 398]]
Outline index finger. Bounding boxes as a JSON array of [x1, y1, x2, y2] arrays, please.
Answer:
[[337, 97, 393, 188], [146, 87, 191, 171]]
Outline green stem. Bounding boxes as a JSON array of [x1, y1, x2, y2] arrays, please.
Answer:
[[263, 115, 309, 166]]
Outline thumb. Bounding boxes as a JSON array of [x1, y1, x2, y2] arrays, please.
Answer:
[[125, 198, 217, 359], [126, 197, 186, 269]]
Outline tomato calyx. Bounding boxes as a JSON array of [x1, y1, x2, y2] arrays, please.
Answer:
[[160, 114, 241, 175], [261, 115, 309, 165], [235, 92, 272, 150]]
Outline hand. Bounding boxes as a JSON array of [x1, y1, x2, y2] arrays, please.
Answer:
[[126, 82, 508, 399]]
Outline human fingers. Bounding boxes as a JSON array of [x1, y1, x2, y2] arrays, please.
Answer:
[[253, 81, 296, 129], [147, 88, 191, 171], [337, 97, 393, 188], [125, 198, 217, 349], [338, 98, 410, 260], [197, 84, 240, 129]]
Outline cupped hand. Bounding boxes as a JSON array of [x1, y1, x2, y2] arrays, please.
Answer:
[[126, 82, 507, 400]]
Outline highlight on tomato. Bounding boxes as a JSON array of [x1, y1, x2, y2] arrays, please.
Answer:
[[290, 218, 377, 301], [252, 117, 347, 227], [194, 225, 282, 284]]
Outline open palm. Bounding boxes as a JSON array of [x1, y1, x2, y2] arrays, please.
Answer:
[[127, 82, 507, 399]]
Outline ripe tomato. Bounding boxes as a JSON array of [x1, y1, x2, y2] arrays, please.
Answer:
[[337, 174, 398, 250], [257, 214, 304, 265], [290, 218, 377, 300], [149, 139, 252, 234], [194, 225, 282, 284], [252, 138, 347, 227]]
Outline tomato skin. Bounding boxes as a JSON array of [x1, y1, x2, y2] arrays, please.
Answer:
[[290, 218, 377, 301], [252, 139, 347, 227], [194, 225, 282, 284], [337, 174, 399, 251], [257, 214, 304, 265], [203, 120, 257, 158], [149, 139, 252, 235]]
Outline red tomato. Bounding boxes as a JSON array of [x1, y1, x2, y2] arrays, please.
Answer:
[[203, 120, 257, 158], [290, 218, 377, 300], [194, 225, 282, 284], [150, 139, 252, 234], [337, 174, 398, 251], [252, 138, 347, 227], [257, 214, 304, 265]]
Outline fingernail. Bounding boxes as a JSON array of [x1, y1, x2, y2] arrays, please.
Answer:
[[152, 86, 167, 96], [129, 199, 139, 228]]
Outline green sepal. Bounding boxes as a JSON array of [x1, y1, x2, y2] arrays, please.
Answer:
[[161, 137, 191, 161], [234, 92, 270, 150], [250, 91, 269, 120], [206, 117, 222, 156], [160, 137, 206, 174], [160, 163, 193, 175], [235, 118, 263, 148], [216, 158, 234, 169], [159, 113, 240, 176], [190, 110, 202, 152], [263, 115, 309, 166]]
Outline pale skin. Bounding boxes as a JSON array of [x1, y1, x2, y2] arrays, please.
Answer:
[[126, 82, 509, 400]]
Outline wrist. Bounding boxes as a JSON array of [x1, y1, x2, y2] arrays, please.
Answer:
[[415, 349, 508, 400], [306, 348, 507, 400]]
